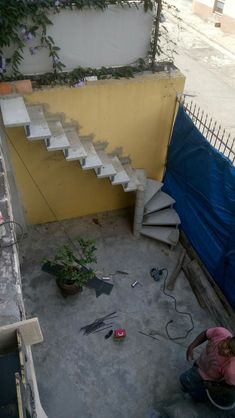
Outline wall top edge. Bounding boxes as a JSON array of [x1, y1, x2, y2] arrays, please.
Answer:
[[24, 70, 184, 94], [0, 142, 24, 326]]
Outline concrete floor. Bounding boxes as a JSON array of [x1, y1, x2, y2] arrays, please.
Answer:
[[19, 210, 234, 418]]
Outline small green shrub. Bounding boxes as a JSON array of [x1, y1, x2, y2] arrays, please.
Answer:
[[44, 237, 97, 288]]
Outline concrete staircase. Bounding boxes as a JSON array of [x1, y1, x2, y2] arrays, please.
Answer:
[[141, 179, 181, 246], [0, 96, 142, 193], [0, 95, 180, 246]]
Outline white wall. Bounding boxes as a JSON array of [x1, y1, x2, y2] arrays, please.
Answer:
[[4, 5, 153, 75], [223, 0, 235, 18], [196, 0, 213, 6]]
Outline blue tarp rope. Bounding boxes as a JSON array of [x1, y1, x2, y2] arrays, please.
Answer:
[[163, 106, 235, 309]]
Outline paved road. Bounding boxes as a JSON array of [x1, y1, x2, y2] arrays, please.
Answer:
[[162, 0, 235, 138]]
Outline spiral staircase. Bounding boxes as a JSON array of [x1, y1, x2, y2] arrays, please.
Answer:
[[0, 95, 180, 247], [141, 178, 181, 246]]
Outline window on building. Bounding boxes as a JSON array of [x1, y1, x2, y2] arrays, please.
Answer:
[[214, 0, 225, 14]]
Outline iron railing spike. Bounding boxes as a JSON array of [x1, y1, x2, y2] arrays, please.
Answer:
[[177, 97, 234, 164]]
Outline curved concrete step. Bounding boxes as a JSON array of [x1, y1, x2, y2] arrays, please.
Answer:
[[26, 105, 51, 140], [141, 226, 179, 246], [143, 208, 181, 226], [144, 191, 175, 214], [144, 179, 163, 205], [0, 97, 30, 127]]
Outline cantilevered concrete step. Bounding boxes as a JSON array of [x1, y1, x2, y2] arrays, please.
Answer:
[[141, 226, 179, 246], [63, 128, 87, 161], [94, 151, 116, 178], [0, 97, 30, 127], [110, 156, 130, 186], [144, 178, 163, 205], [122, 165, 140, 192], [80, 140, 102, 170], [45, 120, 70, 151], [144, 191, 175, 214], [143, 208, 181, 226], [25, 105, 51, 140]]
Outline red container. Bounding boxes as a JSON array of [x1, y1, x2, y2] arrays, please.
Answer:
[[114, 329, 126, 340]]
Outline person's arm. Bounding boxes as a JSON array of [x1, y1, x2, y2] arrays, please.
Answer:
[[186, 330, 208, 361]]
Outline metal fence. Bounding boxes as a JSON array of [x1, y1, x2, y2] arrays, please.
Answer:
[[178, 96, 235, 165]]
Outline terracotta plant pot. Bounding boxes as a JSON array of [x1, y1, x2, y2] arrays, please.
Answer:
[[57, 280, 83, 296]]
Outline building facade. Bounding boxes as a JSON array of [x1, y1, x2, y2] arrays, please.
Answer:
[[193, 0, 235, 33]]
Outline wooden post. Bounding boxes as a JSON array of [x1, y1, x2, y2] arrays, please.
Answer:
[[184, 259, 235, 331], [166, 248, 186, 291]]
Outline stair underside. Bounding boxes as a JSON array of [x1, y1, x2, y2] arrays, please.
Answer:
[[80, 140, 102, 169], [46, 120, 70, 151], [26, 105, 51, 140], [144, 178, 163, 205], [144, 191, 175, 214], [0, 97, 30, 127], [143, 208, 181, 226], [141, 226, 179, 246], [63, 129, 87, 161]]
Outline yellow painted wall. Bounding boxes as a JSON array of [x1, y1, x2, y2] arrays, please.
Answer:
[[7, 72, 185, 224]]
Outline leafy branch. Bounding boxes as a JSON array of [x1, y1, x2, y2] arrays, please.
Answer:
[[149, 0, 181, 64], [0, 0, 156, 76], [0, 0, 180, 82]]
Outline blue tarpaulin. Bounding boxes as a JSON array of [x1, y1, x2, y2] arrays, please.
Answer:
[[163, 106, 235, 309]]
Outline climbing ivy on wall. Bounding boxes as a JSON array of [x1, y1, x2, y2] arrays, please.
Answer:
[[1, 0, 68, 75], [0, 0, 156, 76], [0, 0, 180, 84]]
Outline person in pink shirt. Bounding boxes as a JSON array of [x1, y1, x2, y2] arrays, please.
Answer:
[[180, 327, 235, 404]]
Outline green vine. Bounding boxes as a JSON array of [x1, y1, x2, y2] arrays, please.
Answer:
[[3, 60, 147, 86], [0, 0, 156, 77], [0, 0, 66, 76], [0, 0, 179, 84], [149, 1, 181, 69], [3, 60, 177, 88]]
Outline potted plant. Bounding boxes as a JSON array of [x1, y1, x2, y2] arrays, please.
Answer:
[[42, 237, 97, 296]]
